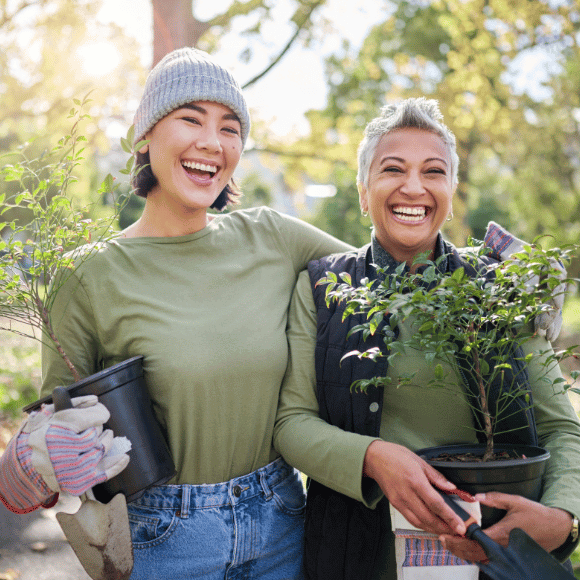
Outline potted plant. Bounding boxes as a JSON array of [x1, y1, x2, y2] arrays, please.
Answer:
[[0, 96, 175, 502], [320, 240, 580, 526]]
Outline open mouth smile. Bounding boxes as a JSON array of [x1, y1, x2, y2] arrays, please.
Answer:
[[392, 205, 430, 223], [181, 160, 218, 177]]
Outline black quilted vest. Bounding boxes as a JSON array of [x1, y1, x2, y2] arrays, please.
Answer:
[[303, 243, 538, 580]]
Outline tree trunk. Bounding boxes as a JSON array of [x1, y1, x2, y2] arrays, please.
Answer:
[[468, 333, 494, 461], [151, 0, 210, 67]]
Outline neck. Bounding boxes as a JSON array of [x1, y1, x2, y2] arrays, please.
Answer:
[[123, 197, 213, 238]]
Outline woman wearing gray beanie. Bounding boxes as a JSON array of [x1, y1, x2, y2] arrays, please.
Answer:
[[0, 47, 560, 580], [23, 46, 350, 580]]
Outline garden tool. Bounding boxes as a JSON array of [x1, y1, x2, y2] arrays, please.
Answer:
[[439, 490, 575, 580], [53, 386, 134, 580]]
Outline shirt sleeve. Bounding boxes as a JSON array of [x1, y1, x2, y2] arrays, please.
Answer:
[[273, 270, 382, 507], [524, 334, 580, 520], [269, 210, 354, 272], [40, 268, 101, 398]]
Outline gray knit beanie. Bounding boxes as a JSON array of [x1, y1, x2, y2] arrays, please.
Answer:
[[133, 47, 250, 147]]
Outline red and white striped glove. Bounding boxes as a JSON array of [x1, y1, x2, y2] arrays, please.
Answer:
[[0, 395, 130, 514], [484, 221, 566, 342]]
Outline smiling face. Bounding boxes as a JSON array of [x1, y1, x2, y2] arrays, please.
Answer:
[[359, 127, 456, 265], [141, 101, 243, 231]]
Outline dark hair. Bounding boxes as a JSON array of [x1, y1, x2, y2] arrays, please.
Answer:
[[131, 150, 242, 211]]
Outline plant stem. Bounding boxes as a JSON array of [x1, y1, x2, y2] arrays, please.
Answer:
[[469, 327, 494, 461], [34, 295, 80, 383]]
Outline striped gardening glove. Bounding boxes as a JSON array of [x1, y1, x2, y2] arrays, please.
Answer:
[[0, 395, 130, 514], [484, 221, 566, 342]]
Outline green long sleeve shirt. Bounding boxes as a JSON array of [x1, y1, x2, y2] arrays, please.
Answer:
[[40, 207, 352, 485], [274, 269, 580, 577]]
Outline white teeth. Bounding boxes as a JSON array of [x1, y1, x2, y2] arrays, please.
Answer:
[[181, 161, 217, 173], [392, 206, 427, 221]]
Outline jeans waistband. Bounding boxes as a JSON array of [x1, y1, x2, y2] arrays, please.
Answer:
[[128, 457, 297, 516]]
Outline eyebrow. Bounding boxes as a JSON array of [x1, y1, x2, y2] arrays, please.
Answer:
[[178, 103, 241, 123], [379, 155, 448, 166]]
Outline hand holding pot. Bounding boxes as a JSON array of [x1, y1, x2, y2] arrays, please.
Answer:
[[363, 440, 466, 536], [26, 394, 131, 494], [0, 394, 130, 514], [440, 491, 574, 561]]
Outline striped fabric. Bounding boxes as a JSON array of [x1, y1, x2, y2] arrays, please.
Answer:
[[483, 221, 514, 260], [0, 418, 108, 514], [391, 501, 480, 579], [43, 424, 107, 495], [0, 434, 57, 514], [399, 532, 469, 567]]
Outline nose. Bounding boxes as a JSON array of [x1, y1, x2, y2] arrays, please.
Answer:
[[196, 124, 222, 153], [399, 170, 426, 196]]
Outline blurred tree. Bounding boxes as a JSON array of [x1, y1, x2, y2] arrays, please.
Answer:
[[308, 165, 371, 248], [236, 172, 274, 210], [150, 0, 329, 84], [1, 0, 145, 226], [287, 0, 579, 261], [498, 50, 580, 279]]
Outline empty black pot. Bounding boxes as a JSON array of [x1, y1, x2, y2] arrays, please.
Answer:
[[24, 356, 176, 503]]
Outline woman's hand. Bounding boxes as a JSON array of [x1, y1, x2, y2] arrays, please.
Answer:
[[363, 440, 466, 536], [440, 491, 574, 561], [0, 395, 131, 514]]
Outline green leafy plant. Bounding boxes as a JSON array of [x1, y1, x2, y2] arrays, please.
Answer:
[[0, 95, 147, 383], [321, 241, 580, 461]]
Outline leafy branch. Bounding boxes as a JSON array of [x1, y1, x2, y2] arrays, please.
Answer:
[[320, 242, 580, 461], [0, 95, 147, 382]]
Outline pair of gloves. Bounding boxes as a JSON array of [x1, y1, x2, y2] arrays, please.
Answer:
[[0, 395, 130, 514], [484, 221, 566, 342]]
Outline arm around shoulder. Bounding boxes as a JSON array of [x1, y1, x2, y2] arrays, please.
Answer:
[[271, 211, 354, 271]]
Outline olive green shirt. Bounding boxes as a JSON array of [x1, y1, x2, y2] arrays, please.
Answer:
[[41, 207, 352, 485]]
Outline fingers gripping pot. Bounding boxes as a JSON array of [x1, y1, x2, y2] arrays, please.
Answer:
[[25, 356, 175, 503]]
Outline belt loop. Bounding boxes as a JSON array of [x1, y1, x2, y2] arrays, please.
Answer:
[[180, 485, 191, 519], [260, 470, 272, 499]]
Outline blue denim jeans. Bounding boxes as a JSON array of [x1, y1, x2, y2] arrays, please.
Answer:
[[127, 457, 305, 579]]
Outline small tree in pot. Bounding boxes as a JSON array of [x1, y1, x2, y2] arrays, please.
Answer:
[[319, 240, 580, 527], [321, 241, 579, 461]]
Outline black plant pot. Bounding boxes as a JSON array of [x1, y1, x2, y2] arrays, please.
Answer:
[[416, 443, 550, 528], [24, 356, 176, 504]]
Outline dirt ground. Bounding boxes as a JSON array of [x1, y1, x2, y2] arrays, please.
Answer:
[[0, 495, 91, 580], [0, 415, 91, 580]]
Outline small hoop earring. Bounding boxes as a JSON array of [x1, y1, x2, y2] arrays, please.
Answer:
[[446, 211, 454, 222], [361, 210, 368, 217]]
